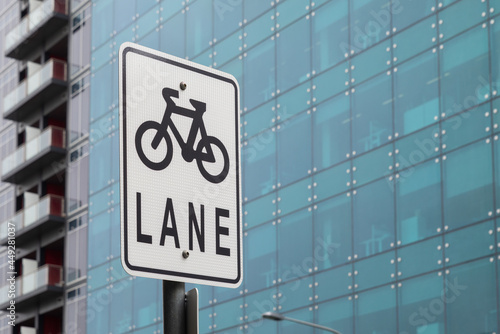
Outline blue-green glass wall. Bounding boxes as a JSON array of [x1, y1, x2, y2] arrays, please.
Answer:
[[88, 0, 500, 333]]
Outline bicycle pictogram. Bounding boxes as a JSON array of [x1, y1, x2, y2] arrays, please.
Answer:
[[135, 87, 230, 183]]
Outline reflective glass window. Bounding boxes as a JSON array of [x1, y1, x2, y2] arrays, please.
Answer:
[[493, 15, 500, 90], [440, 25, 490, 114], [315, 264, 353, 302], [213, 298, 244, 330], [352, 143, 393, 187], [395, 125, 440, 171], [276, 0, 309, 28], [186, 0, 213, 57], [316, 297, 353, 334], [278, 209, 312, 282], [243, 39, 276, 110], [353, 179, 395, 258], [88, 207, 111, 267], [160, 13, 186, 58], [277, 112, 312, 186], [394, 52, 439, 136], [393, 16, 437, 63], [214, 0, 242, 41], [312, 61, 350, 105], [244, 10, 274, 50], [277, 178, 311, 217], [439, 0, 487, 42], [86, 287, 109, 333], [312, 0, 348, 72], [280, 307, 314, 334], [276, 17, 311, 92], [160, 0, 183, 22], [214, 30, 242, 67], [354, 251, 395, 291], [133, 278, 160, 329], [244, 193, 276, 230], [136, 6, 159, 40], [392, 0, 434, 31], [446, 259, 498, 334], [90, 63, 113, 122], [444, 220, 495, 265], [279, 276, 313, 312], [92, 0, 113, 48], [352, 73, 393, 155], [244, 287, 279, 324], [313, 162, 351, 201], [276, 82, 311, 123], [398, 236, 443, 279], [351, 40, 391, 85], [355, 285, 397, 333], [242, 101, 274, 139], [113, 0, 135, 33], [313, 94, 351, 170], [244, 222, 276, 293], [244, 0, 272, 22], [396, 159, 442, 245], [443, 140, 494, 229], [350, 0, 391, 51], [314, 194, 352, 270], [109, 282, 132, 333]]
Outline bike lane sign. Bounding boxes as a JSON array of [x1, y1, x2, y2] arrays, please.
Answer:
[[119, 42, 242, 288]]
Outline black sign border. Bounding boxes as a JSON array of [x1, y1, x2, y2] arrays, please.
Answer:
[[121, 45, 241, 285]]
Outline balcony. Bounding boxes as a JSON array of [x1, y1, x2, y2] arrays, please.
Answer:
[[5, 0, 68, 59], [0, 265, 63, 309], [0, 195, 64, 246], [3, 59, 67, 122], [1, 127, 66, 184]]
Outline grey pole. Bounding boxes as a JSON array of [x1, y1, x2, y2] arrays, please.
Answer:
[[163, 280, 186, 334], [262, 312, 342, 334]]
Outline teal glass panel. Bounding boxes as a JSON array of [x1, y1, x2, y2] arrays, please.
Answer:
[[396, 159, 442, 245], [495, 134, 500, 211], [277, 178, 312, 216], [316, 297, 353, 334], [109, 258, 128, 283], [398, 273, 445, 334], [394, 52, 439, 136], [443, 140, 494, 229], [136, 6, 159, 40], [352, 143, 393, 187], [92, 0, 113, 48], [350, 0, 392, 51], [393, 0, 435, 31], [90, 63, 113, 122], [353, 179, 395, 258], [200, 307, 213, 334], [242, 129, 275, 200], [276, 0, 309, 29], [89, 138, 112, 194], [276, 82, 311, 122], [442, 103, 491, 151], [244, 222, 276, 292], [160, 13, 186, 58], [109, 206, 120, 259], [133, 278, 160, 329], [276, 17, 311, 92], [313, 162, 351, 201], [214, 30, 242, 67], [439, 0, 487, 42], [243, 193, 276, 230], [352, 73, 393, 155], [351, 40, 391, 84], [314, 194, 352, 270], [186, 0, 213, 57], [354, 251, 396, 291], [315, 264, 353, 302], [313, 94, 351, 170], [192, 47, 214, 67], [136, 0, 157, 15], [278, 276, 313, 312], [244, 0, 272, 22], [113, 0, 135, 33], [312, 0, 349, 72], [398, 237, 443, 279], [277, 112, 312, 186], [91, 42, 112, 73], [89, 186, 111, 218], [355, 285, 397, 333], [88, 209, 111, 267], [395, 125, 440, 171], [139, 28, 160, 50], [277, 209, 312, 282], [312, 62, 350, 105], [86, 287, 109, 333], [445, 220, 495, 265], [280, 307, 314, 334], [494, 99, 500, 135], [492, 12, 500, 91], [214, 0, 242, 41], [109, 281, 132, 333], [446, 258, 498, 334], [244, 288, 278, 324], [160, 0, 183, 22], [242, 101, 274, 139], [87, 264, 109, 292], [244, 11, 274, 50], [440, 26, 490, 115], [393, 16, 437, 64], [243, 38, 275, 110], [213, 285, 240, 304], [213, 298, 244, 330]]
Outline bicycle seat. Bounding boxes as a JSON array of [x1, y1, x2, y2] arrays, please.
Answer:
[[162, 87, 179, 100], [190, 99, 206, 112]]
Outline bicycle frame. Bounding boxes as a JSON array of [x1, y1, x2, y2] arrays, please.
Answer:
[[152, 88, 215, 163]]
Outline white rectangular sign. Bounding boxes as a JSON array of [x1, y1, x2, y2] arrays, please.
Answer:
[[119, 42, 242, 288]]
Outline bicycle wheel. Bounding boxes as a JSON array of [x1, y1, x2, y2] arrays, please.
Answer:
[[196, 136, 230, 183], [135, 121, 173, 171]]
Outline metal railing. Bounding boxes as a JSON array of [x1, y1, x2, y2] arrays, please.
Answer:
[[0, 195, 64, 240], [5, 0, 67, 52], [1, 126, 66, 177], [0, 264, 63, 305], [3, 59, 67, 115]]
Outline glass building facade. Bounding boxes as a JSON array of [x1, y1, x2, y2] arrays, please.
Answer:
[[85, 0, 500, 333], [1, 0, 500, 333]]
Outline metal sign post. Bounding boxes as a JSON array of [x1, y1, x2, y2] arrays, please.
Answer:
[[162, 282, 199, 334]]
